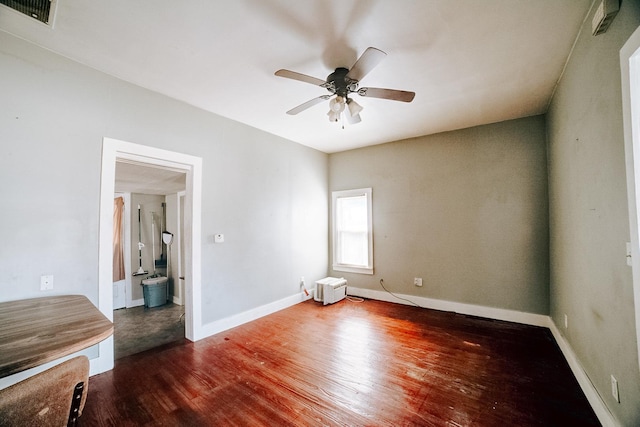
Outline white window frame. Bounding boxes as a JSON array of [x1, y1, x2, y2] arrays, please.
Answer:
[[332, 188, 373, 275]]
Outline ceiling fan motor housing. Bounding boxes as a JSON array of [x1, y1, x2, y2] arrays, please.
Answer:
[[326, 67, 358, 98]]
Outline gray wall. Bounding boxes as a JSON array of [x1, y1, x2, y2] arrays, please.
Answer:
[[329, 116, 550, 314], [547, 1, 640, 425], [0, 31, 328, 325]]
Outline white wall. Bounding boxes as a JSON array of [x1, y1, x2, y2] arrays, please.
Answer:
[[0, 31, 327, 337]]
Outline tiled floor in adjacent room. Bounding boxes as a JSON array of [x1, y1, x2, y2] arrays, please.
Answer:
[[114, 302, 185, 359]]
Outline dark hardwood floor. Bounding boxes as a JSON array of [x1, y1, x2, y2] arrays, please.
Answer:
[[81, 298, 600, 426]]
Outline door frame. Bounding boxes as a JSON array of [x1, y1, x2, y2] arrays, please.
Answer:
[[96, 137, 202, 375], [621, 24, 640, 372]]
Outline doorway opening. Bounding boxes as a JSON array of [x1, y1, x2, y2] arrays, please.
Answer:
[[97, 137, 202, 375], [112, 171, 186, 358]]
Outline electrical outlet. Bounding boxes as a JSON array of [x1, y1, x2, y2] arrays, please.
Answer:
[[611, 375, 620, 403], [414, 277, 423, 287], [564, 314, 568, 329], [40, 275, 53, 291]]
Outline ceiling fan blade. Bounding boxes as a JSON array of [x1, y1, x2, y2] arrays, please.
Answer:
[[358, 87, 415, 103], [275, 69, 326, 86], [286, 95, 331, 115], [346, 47, 387, 82]]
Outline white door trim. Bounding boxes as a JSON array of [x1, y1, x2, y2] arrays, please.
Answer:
[[620, 24, 640, 373], [97, 137, 202, 375]]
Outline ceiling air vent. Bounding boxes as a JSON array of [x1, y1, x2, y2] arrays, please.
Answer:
[[0, 0, 55, 25]]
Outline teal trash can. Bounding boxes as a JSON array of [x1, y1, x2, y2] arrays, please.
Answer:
[[141, 276, 168, 308]]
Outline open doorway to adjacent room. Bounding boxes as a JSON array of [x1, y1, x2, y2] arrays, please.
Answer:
[[97, 137, 202, 375], [112, 162, 187, 359]]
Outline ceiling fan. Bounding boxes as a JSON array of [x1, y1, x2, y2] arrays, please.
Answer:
[[275, 47, 415, 124]]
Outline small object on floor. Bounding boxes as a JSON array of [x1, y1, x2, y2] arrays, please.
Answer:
[[141, 276, 168, 308]]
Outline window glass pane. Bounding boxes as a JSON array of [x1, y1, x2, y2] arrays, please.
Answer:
[[332, 188, 373, 275], [339, 231, 367, 266], [337, 196, 367, 232]]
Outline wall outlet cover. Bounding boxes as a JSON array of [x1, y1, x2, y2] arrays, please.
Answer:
[[611, 375, 620, 403], [40, 275, 54, 291]]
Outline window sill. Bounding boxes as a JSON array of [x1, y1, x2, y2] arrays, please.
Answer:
[[333, 265, 373, 275]]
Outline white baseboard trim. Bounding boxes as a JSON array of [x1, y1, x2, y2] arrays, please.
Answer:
[[126, 298, 144, 308], [547, 321, 618, 427], [347, 286, 549, 326], [194, 292, 313, 341]]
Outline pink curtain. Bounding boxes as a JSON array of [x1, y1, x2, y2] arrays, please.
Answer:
[[113, 197, 125, 282]]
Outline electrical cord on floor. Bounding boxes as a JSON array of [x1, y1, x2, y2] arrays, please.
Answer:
[[379, 279, 423, 308], [346, 295, 365, 303]]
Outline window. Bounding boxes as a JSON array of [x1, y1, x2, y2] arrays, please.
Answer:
[[332, 188, 373, 274]]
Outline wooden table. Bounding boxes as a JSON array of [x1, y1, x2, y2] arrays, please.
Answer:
[[0, 295, 113, 378]]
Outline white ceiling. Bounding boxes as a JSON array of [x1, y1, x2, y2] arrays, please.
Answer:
[[0, 0, 592, 153], [115, 161, 186, 195]]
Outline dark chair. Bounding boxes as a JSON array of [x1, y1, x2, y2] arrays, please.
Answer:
[[0, 355, 89, 427]]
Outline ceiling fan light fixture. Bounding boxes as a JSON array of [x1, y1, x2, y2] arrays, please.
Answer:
[[347, 98, 363, 117], [347, 112, 362, 125], [329, 96, 345, 113], [327, 110, 340, 122]]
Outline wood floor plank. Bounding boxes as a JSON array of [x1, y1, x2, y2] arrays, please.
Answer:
[[80, 299, 600, 426]]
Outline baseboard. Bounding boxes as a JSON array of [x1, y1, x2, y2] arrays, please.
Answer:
[[347, 286, 549, 326], [195, 291, 313, 341], [546, 320, 618, 427], [126, 298, 144, 308]]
